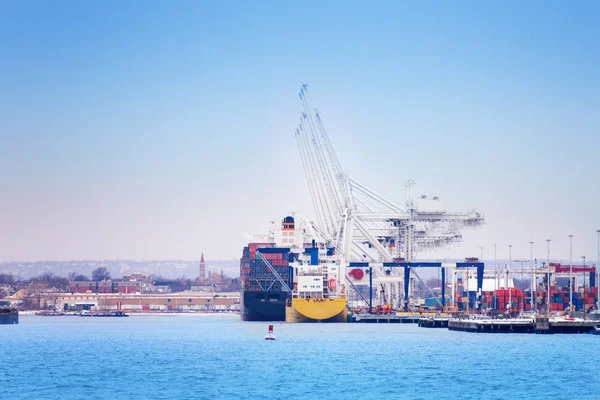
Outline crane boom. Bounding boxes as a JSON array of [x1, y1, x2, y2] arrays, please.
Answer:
[[292, 86, 485, 301]]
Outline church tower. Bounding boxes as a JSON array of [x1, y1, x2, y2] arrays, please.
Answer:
[[199, 253, 206, 283]]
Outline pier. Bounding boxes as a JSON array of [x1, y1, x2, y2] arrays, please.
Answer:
[[418, 316, 449, 328], [443, 317, 598, 334], [349, 313, 423, 323], [448, 318, 534, 333], [534, 317, 597, 334]]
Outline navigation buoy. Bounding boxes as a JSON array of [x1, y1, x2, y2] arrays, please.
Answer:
[[265, 324, 276, 340]]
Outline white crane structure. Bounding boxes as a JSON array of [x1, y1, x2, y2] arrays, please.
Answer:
[[294, 85, 484, 302]]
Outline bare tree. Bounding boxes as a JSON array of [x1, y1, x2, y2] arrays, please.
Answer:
[[0, 273, 16, 285], [92, 267, 111, 281], [32, 272, 69, 291], [22, 289, 40, 310], [68, 272, 89, 281]]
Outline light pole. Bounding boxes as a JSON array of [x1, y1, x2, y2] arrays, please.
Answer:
[[597, 230, 600, 311], [530, 241, 535, 313], [479, 244, 484, 309], [546, 239, 551, 316], [582, 255, 586, 318], [569, 234, 574, 311], [520, 260, 524, 314], [494, 243, 498, 291], [508, 245, 513, 311]]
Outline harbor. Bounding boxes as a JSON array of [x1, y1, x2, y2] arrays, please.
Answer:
[[2, 2, 600, 399], [236, 88, 600, 339]]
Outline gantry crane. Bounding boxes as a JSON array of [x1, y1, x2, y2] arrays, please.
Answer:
[[294, 85, 485, 298]]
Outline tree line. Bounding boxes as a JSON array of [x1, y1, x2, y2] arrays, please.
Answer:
[[0, 267, 112, 292]]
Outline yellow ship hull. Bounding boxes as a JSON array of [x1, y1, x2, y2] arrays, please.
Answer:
[[286, 298, 347, 323]]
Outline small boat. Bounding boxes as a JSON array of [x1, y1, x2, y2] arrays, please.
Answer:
[[79, 311, 129, 318], [264, 324, 276, 340], [0, 308, 18, 325]]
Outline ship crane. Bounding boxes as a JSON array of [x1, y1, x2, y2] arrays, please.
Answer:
[[294, 86, 484, 303]]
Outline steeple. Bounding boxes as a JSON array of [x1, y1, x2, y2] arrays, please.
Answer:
[[199, 252, 206, 283]]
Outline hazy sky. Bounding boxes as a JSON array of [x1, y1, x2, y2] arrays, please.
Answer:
[[1, 1, 599, 263]]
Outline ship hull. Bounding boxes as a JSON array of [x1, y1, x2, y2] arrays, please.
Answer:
[[286, 298, 347, 323], [241, 291, 287, 321], [0, 309, 18, 325]]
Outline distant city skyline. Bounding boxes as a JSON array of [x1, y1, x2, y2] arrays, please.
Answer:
[[1, 2, 598, 262]]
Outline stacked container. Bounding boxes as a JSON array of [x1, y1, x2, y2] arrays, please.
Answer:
[[240, 244, 292, 292], [451, 285, 598, 314], [495, 288, 523, 313]]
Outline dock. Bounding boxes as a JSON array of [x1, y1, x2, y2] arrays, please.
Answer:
[[348, 311, 599, 334], [448, 318, 534, 333], [445, 317, 598, 334], [349, 313, 424, 323], [534, 317, 597, 334], [418, 316, 449, 328]]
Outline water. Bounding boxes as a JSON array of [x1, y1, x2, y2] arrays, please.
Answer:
[[1, 315, 598, 399]]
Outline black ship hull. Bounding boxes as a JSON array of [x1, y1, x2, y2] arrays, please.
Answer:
[[241, 291, 287, 321], [0, 309, 18, 325]]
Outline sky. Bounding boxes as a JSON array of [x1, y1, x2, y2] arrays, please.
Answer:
[[0, 1, 599, 263]]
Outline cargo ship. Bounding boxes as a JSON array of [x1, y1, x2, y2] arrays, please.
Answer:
[[240, 216, 346, 322]]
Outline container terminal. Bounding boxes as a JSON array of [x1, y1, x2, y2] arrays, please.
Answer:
[[240, 86, 599, 333]]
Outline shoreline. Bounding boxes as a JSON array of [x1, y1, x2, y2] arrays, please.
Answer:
[[19, 311, 240, 317]]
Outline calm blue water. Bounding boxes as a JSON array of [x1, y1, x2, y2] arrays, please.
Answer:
[[1, 315, 598, 399]]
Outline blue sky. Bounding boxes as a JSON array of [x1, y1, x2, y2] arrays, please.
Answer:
[[1, 1, 598, 262]]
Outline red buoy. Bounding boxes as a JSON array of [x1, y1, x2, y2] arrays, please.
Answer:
[[265, 324, 276, 340]]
